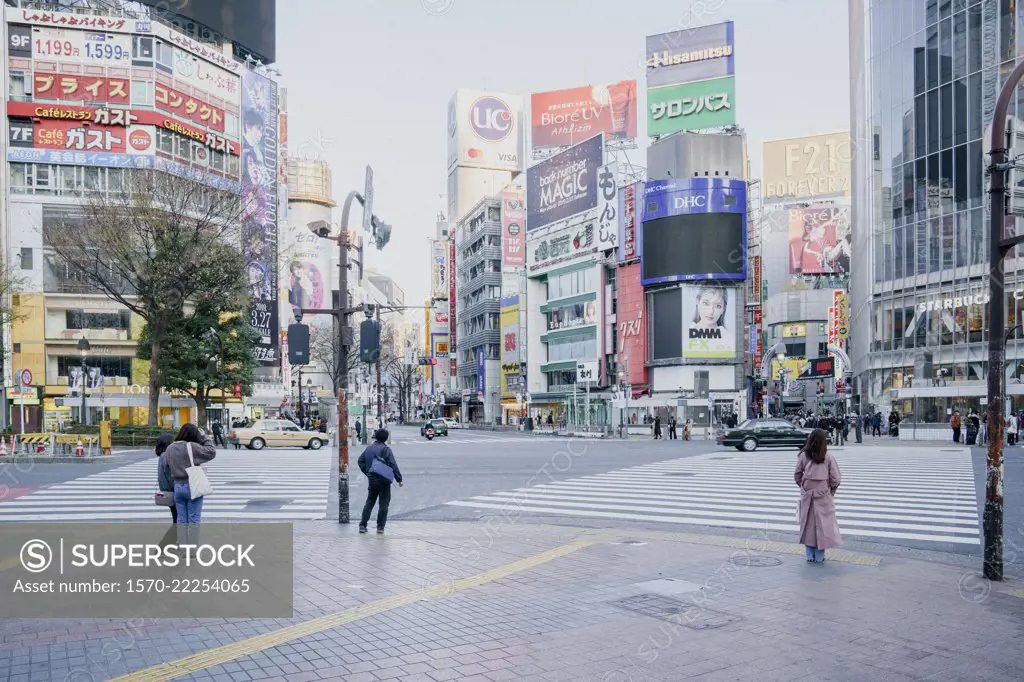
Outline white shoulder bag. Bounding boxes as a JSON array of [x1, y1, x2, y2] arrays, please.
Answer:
[[185, 442, 213, 500]]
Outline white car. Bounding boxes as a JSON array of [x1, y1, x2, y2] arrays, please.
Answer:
[[443, 418, 459, 430]]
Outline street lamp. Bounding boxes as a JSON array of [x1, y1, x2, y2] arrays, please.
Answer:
[[76, 338, 90, 425]]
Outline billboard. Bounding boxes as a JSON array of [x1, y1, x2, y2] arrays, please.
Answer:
[[618, 263, 646, 387], [431, 240, 448, 300], [33, 74, 130, 104], [596, 163, 618, 252], [639, 177, 747, 286], [833, 290, 849, 339], [647, 76, 736, 136], [618, 181, 641, 262], [781, 323, 807, 338], [501, 190, 525, 267], [530, 80, 637, 149], [447, 89, 522, 172], [285, 232, 328, 321], [475, 346, 485, 394], [646, 21, 735, 89], [449, 238, 457, 380], [526, 135, 603, 232], [762, 132, 851, 200], [682, 284, 738, 360], [787, 205, 851, 275], [501, 296, 521, 399], [527, 210, 598, 275], [241, 70, 280, 366]]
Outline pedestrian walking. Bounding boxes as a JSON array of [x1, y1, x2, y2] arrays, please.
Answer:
[[358, 428, 403, 534], [211, 421, 226, 448], [653, 416, 662, 440], [872, 412, 882, 437], [163, 423, 217, 546], [1007, 412, 1018, 446], [795, 428, 842, 563], [950, 411, 962, 443], [154, 433, 178, 548], [355, 419, 362, 442], [668, 417, 677, 440], [966, 410, 980, 445]]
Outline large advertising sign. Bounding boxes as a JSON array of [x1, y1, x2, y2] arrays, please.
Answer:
[[530, 80, 637, 149], [639, 177, 747, 286], [285, 232, 328, 322], [526, 135, 603, 232], [154, 83, 226, 132], [682, 284, 738, 360], [501, 190, 525, 267], [618, 181, 641, 262], [596, 163, 618, 252], [431, 240, 448, 301], [475, 346, 485, 394], [449, 238, 457, 381], [447, 89, 522, 172], [647, 76, 736, 137], [241, 70, 280, 367], [501, 296, 520, 399], [34, 73, 130, 104], [762, 132, 851, 200], [833, 290, 850, 340], [645, 21, 735, 89], [618, 263, 646, 388], [527, 210, 598, 275], [787, 205, 851, 275]]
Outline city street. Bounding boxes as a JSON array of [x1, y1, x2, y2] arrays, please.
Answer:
[[1, 428, 1024, 680]]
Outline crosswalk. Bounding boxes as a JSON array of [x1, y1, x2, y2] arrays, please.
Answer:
[[446, 448, 981, 546], [392, 436, 567, 446], [0, 450, 331, 522]]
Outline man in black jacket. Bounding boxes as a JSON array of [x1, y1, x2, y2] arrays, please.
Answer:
[[357, 428, 403, 534]]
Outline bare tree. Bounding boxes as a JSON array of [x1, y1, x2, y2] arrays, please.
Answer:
[[46, 169, 247, 425], [309, 320, 359, 397]]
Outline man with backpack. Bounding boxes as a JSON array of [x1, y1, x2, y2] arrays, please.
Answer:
[[357, 428, 403, 534]]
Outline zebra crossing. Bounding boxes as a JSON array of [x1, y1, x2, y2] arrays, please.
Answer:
[[393, 435, 567, 446], [0, 449, 331, 522], [446, 447, 981, 546]]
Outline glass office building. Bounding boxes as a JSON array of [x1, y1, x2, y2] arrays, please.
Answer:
[[850, 0, 1024, 436]]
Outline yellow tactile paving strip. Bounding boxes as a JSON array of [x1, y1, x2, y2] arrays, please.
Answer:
[[108, 537, 599, 682], [106, 528, 884, 681]]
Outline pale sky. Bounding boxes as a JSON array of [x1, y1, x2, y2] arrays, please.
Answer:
[[277, 0, 850, 305]]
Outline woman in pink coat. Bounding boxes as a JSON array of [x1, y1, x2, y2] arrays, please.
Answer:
[[795, 429, 842, 562]]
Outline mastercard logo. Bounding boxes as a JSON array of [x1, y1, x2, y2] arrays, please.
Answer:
[[129, 129, 152, 151], [467, 148, 482, 159]]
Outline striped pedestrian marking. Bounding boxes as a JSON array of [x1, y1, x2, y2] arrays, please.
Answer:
[[393, 436, 568, 446], [0, 449, 331, 521], [446, 448, 980, 546]]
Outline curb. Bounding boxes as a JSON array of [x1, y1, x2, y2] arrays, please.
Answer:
[[0, 455, 125, 464]]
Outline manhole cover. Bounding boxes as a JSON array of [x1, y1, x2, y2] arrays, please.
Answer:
[[663, 472, 697, 477], [610, 593, 739, 629], [226, 481, 263, 486], [730, 555, 783, 567]]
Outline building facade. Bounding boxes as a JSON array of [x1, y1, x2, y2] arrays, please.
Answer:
[[3, 0, 279, 430], [850, 0, 1020, 438]]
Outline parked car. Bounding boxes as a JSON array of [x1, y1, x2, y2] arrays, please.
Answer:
[[718, 419, 811, 452], [420, 418, 449, 437], [443, 418, 459, 430], [230, 419, 328, 450]]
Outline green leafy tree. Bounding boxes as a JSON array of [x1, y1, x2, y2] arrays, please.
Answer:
[[45, 169, 246, 425], [137, 302, 260, 428]]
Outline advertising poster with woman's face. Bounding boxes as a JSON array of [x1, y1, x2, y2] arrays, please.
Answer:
[[288, 260, 325, 317], [682, 284, 736, 359], [787, 206, 851, 275]]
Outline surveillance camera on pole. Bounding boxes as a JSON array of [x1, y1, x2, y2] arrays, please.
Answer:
[[308, 219, 332, 239]]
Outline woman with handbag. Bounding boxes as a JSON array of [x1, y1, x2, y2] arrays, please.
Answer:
[[357, 428, 403, 534], [163, 423, 217, 545]]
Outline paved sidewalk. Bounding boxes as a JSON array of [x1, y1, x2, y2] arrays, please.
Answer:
[[1, 520, 1022, 681]]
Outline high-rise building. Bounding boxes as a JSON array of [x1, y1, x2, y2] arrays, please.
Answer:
[[849, 0, 1014, 439], [3, 0, 278, 430]]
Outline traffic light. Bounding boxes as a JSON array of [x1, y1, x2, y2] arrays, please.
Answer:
[[288, 323, 309, 365], [359, 319, 381, 363], [233, 385, 243, 398], [418, 357, 437, 366]]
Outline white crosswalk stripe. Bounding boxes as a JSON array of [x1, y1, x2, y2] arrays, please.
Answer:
[[0, 450, 331, 521], [392, 436, 567, 446], [446, 448, 980, 546]]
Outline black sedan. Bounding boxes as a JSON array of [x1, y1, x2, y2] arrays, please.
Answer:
[[718, 419, 811, 452]]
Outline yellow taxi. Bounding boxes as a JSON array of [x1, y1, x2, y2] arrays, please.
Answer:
[[230, 419, 327, 450]]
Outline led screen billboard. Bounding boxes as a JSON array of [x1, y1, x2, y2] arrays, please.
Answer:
[[681, 284, 738, 360], [639, 177, 746, 286], [526, 135, 603, 232]]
